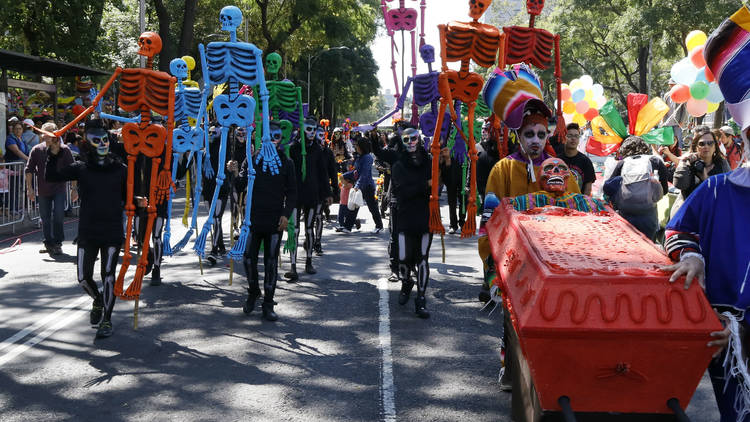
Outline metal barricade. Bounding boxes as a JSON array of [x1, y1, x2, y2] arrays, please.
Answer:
[[25, 173, 41, 223], [66, 181, 80, 210], [0, 161, 27, 228]]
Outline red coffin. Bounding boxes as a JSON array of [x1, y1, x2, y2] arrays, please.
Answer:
[[486, 199, 721, 414]]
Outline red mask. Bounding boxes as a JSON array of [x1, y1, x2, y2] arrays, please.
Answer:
[[539, 157, 569, 193]]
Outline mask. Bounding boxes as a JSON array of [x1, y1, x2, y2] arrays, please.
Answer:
[[401, 128, 420, 153], [539, 157, 570, 193], [87, 132, 110, 156]]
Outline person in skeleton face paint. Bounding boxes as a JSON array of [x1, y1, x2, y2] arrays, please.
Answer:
[[286, 118, 333, 280], [390, 127, 433, 318], [316, 124, 340, 253], [230, 120, 297, 321], [45, 119, 128, 338]]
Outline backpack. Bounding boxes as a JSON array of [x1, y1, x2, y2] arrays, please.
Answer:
[[616, 155, 663, 214]]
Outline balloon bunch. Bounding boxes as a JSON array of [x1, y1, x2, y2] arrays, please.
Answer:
[[668, 30, 724, 117], [587, 93, 671, 156], [560, 75, 607, 126]]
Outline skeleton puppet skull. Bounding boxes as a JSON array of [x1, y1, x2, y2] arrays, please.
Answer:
[[526, 0, 545, 16], [419, 44, 435, 65], [220, 6, 243, 32], [539, 157, 569, 193], [170, 58, 188, 80], [469, 0, 492, 20], [138, 32, 162, 58], [265, 53, 282, 76]]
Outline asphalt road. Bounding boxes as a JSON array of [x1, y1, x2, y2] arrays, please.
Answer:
[[0, 197, 720, 421]]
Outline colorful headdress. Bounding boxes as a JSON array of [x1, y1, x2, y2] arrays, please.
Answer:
[[482, 64, 550, 130], [705, 6, 750, 149]]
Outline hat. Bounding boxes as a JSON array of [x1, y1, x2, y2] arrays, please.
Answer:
[[84, 119, 107, 136], [22, 118, 34, 127], [342, 171, 356, 183], [720, 125, 735, 136], [483, 64, 551, 130], [8, 116, 18, 123]]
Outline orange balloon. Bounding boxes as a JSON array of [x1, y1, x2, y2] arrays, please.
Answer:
[[669, 84, 691, 104], [689, 46, 706, 68], [583, 108, 599, 121], [562, 101, 576, 114], [704, 66, 715, 83]]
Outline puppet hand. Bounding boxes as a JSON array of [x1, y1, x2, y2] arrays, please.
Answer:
[[278, 216, 289, 232], [203, 153, 215, 178], [155, 170, 174, 205], [260, 142, 281, 175], [662, 254, 705, 290]]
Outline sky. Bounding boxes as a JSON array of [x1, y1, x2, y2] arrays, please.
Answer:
[[370, 0, 469, 97]]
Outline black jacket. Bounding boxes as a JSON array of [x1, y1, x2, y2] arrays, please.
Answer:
[[235, 152, 297, 233], [46, 153, 127, 246], [289, 141, 331, 207], [476, 140, 500, 199], [392, 150, 432, 234]]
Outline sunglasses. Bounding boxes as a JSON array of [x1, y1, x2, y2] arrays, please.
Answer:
[[697, 140, 715, 147], [522, 130, 547, 140]]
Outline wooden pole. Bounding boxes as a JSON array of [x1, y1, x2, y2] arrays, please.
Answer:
[[133, 298, 139, 330]]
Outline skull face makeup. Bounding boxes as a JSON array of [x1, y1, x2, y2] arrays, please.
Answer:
[[315, 126, 326, 143], [520, 122, 548, 159], [269, 122, 283, 145], [539, 157, 569, 193], [401, 127, 420, 153]]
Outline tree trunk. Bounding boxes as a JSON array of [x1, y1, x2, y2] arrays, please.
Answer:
[[178, 0, 198, 56], [152, 0, 175, 71], [637, 45, 649, 94]]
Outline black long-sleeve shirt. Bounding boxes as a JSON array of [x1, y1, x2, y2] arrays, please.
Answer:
[[235, 152, 297, 233], [46, 154, 127, 246], [289, 141, 331, 207], [392, 151, 432, 234]]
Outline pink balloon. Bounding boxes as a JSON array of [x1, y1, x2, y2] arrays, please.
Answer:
[[686, 98, 708, 117], [561, 88, 571, 101], [575, 100, 590, 114]]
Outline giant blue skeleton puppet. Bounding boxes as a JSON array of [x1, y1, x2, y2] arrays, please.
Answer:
[[163, 57, 208, 256], [194, 5, 279, 262]]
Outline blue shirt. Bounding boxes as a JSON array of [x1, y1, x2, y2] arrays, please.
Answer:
[[5, 134, 29, 162], [667, 173, 750, 311], [354, 153, 375, 189]]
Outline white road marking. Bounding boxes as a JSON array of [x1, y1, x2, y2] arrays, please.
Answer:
[[378, 277, 397, 422], [0, 295, 89, 366]]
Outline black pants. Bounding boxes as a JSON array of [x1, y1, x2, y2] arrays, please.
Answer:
[[344, 184, 383, 229], [313, 203, 324, 251], [135, 209, 165, 273], [208, 196, 228, 255], [77, 243, 121, 323], [398, 232, 432, 297], [243, 231, 282, 303], [291, 205, 316, 265], [446, 180, 466, 230], [388, 202, 399, 274]]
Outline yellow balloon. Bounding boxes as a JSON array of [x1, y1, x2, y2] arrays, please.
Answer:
[[589, 99, 599, 109], [562, 101, 576, 114], [706, 102, 720, 113], [570, 80, 583, 90], [573, 113, 587, 127], [685, 30, 707, 52], [584, 90, 594, 101]]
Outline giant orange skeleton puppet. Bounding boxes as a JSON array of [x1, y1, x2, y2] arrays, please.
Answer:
[[429, 0, 505, 238], [194, 5, 278, 262], [55, 32, 176, 313]]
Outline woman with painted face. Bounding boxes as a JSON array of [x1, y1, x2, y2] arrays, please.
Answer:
[[45, 118, 128, 339], [229, 120, 297, 321], [391, 128, 432, 318], [286, 118, 332, 280]]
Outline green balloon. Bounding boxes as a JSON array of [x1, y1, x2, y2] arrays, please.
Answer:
[[690, 81, 709, 100]]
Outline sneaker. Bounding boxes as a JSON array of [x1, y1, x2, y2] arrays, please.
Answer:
[[284, 265, 298, 282], [95, 320, 113, 338], [398, 280, 414, 305], [337, 227, 351, 234], [371, 227, 383, 234], [206, 255, 218, 266], [243, 288, 261, 314], [354, 220, 361, 230], [448, 227, 457, 235], [149, 266, 162, 286], [261, 302, 278, 321], [388, 272, 399, 282], [52, 245, 63, 255], [415, 296, 430, 319], [313, 244, 323, 256], [90, 298, 103, 325], [305, 258, 317, 275]]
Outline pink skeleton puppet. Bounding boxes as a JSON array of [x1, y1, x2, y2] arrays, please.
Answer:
[[381, 0, 427, 113]]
